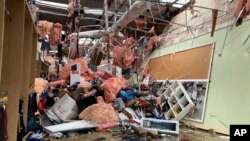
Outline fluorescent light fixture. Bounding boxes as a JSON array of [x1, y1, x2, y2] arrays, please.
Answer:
[[159, 0, 190, 8], [84, 8, 103, 15], [35, 0, 68, 10]]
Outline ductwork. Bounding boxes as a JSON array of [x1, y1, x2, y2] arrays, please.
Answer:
[[71, 30, 125, 39], [110, 1, 149, 34], [70, 1, 149, 38]]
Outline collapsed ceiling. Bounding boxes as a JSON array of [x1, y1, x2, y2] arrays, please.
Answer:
[[35, 0, 193, 72], [36, 0, 191, 34]]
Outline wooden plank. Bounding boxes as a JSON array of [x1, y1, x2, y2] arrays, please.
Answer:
[[0, 0, 25, 140], [21, 18, 34, 127], [0, 0, 5, 81]]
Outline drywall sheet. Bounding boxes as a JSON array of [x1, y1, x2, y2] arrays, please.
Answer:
[[148, 44, 213, 80]]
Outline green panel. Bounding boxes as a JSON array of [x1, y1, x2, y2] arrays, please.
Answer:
[[147, 21, 250, 134]]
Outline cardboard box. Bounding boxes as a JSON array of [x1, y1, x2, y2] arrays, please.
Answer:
[[52, 94, 79, 121]]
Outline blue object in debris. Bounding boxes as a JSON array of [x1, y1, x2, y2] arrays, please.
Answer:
[[119, 90, 137, 101]]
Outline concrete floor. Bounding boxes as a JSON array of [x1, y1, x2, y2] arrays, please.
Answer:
[[53, 129, 229, 141]]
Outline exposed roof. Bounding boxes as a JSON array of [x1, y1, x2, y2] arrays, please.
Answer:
[[36, 0, 190, 34]]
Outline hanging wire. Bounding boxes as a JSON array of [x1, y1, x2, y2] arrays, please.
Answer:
[[219, 0, 232, 56]]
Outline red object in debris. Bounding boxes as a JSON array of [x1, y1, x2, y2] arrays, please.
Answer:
[[97, 122, 119, 131], [38, 99, 47, 110], [138, 99, 150, 107], [134, 19, 146, 30], [100, 77, 127, 103], [79, 103, 119, 131], [130, 119, 139, 124]]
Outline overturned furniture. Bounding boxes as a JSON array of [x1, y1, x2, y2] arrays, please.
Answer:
[[158, 81, 195, 121]]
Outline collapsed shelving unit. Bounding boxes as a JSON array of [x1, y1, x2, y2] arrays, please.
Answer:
[[158, 81, 195, 121]]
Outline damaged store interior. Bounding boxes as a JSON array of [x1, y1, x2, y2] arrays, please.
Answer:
[[0, 0, 250, 140]]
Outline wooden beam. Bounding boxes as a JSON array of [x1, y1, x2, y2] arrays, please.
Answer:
[[0, 0, 5, 81], [0, 0, 25, 141]]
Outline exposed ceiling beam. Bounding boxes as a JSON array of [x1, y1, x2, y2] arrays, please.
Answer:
[[95, 0, 114, 26], [35, 0, 117, 16], [100, 0, 128, 27], [71, 29, 125, 39], [38, 9, 68, 17], [111, 1, 149, 34]]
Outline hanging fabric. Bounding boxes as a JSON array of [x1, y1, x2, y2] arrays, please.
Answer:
[[49, 23, 62, 46], [36, 21, 53, 38], [68, 35, 85, 59]]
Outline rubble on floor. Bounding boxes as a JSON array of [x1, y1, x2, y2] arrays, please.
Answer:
[[23, 58, 229, 141]]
